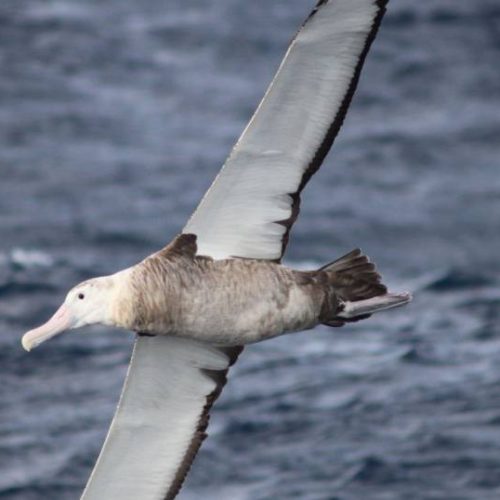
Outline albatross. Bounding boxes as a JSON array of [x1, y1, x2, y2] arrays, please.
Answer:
[[21, 0, 410, 498]]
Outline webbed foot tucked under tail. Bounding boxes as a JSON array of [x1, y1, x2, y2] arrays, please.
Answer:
[[318, 249, 411, 327]]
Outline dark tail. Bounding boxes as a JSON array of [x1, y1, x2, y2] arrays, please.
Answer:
[[318, 249, 411, 327]]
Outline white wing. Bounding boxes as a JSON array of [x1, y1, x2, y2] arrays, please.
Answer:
[[82, 1, 389, 499], [184, 0, 388, 260], [81, 336, 241, 500]]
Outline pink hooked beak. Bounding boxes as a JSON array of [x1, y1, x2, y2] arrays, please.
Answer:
[[22, 304, 73, 351]]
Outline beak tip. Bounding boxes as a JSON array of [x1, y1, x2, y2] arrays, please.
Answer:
[[21, 334, 33, 352], [21, 304, 72, 352]]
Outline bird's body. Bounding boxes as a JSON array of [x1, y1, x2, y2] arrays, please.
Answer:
[[122, 236, 322, 344], [76, 233, 406, 348]]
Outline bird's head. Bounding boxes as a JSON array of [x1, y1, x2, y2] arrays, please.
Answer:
[[22, 276, 116, 351]]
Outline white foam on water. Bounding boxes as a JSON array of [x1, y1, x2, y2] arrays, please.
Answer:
[[9, 248, 54, 269]]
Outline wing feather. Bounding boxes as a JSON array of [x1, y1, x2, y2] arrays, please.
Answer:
[[81, 336, 242, 500], [183, 0, 388, 261]]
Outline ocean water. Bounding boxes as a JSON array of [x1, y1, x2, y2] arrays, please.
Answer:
[[1, 0, 500, 499]]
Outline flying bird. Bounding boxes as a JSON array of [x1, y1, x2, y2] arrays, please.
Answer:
[[21, 0, 410, 498]]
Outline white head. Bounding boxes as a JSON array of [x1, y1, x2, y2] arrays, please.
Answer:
[[22, 276, 115, 351]]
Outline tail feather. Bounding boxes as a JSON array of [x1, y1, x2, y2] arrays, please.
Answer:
[[337, 292, 412, 319], [318, 248, 363, 272], [318, 248, 411, 327], [320, 248, 387, 302]]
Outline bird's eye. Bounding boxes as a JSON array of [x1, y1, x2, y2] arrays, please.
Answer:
[[78, 293, 85, 300]]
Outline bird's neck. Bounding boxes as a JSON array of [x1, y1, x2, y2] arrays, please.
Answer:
[[106, 267, 137, 330]]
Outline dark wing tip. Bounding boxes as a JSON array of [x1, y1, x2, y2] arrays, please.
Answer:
[[276, 0, 390, 261]]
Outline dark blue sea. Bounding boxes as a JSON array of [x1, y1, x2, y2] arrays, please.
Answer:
[[1, 1, 500, 499]]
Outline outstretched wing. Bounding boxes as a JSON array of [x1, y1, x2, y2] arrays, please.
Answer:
[[184, 0, 388, 261], [81, 336, 241, 500]]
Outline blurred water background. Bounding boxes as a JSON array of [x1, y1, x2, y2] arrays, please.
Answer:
[[1, 0, 500, 498]]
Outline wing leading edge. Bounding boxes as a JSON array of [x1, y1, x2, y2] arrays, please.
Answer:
[[184, 0, 388, 261]]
